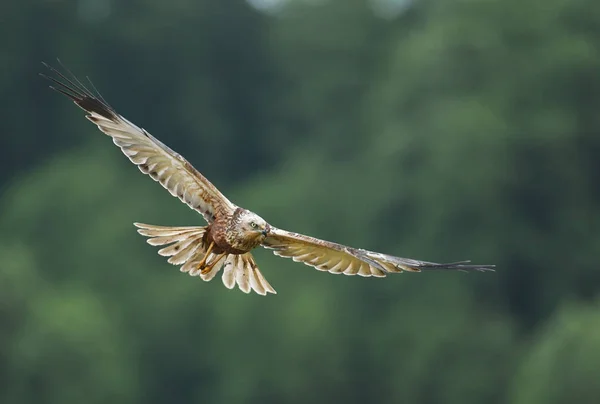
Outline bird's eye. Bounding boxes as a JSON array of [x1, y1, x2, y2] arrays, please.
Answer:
[[250, 222, 257, 229]]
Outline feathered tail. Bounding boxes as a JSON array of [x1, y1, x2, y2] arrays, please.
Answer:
[[134, 223, 276, 295]]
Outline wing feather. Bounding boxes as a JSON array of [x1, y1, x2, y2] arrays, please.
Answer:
[[41, 62, 236, 223], [262, 227, 495, 277], [134, 223, 229, 281]]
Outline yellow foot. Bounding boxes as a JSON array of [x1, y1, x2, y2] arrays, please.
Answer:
[[196, 241, 215, 270], [200, 252, 227, 275]]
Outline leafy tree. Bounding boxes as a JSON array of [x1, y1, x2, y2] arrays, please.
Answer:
[[510, 300, 600, 404], [1, 0, 599, 403]]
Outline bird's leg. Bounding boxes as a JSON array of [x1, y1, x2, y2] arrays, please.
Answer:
[[196, 241, 215, 270], [201, 252, 227, 275]]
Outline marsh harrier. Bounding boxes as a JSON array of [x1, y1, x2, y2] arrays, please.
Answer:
[[41, 62, 494, 295]]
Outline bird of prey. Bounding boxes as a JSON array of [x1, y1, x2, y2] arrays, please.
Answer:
[[41, 62, 495, 296]]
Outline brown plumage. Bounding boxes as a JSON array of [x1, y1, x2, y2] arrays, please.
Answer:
[[41, 61, 495, 296]]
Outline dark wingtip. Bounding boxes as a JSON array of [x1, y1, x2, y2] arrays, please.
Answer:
[[40, 60, 117, 120], [420, 261, 496, 272]]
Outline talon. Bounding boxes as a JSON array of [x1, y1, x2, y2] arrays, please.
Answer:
[[196, 241, 215, 270], [201, 252, 227, 275]]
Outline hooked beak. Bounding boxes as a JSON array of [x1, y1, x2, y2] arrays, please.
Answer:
[[262, 224, 270, 237]]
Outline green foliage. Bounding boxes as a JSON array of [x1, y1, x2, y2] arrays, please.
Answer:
[[0, 0, 599, 403], [511, 300, 600, 404]]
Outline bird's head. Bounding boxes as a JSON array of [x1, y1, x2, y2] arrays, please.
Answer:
[[238, 210, 270, 240]]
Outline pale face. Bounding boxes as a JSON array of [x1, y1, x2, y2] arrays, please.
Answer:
[[239, 210, 270, 239]]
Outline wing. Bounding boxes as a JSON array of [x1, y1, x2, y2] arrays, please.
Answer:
[[261, 227, 495, 277], [40, 62, 236, 223]]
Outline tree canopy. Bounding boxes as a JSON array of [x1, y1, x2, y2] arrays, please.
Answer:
[[1, 0, 598, 403]]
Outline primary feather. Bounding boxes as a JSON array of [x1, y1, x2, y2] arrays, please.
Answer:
[[41, 62, 236, 224], [42, 61, 495, 297]]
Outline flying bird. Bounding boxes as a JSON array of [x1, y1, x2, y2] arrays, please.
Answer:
[[41, 62, 495, 296]]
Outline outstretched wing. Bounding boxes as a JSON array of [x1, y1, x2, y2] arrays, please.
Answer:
[[134, 223, 276, 296], [41, 62, 236, 223], [262, 227, 495, 277]]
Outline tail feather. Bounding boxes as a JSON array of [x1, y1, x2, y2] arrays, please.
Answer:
[[250, 265, 275, 295], [222, 256, 236, 289], [221, 254, 276, 295], [235, 255, 251, 293], [134, 223, 276, 295]]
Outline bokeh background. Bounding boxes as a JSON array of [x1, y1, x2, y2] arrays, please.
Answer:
[[1, 0, 600, 403]]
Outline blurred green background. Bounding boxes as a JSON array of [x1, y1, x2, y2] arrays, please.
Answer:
[[1, 0, 599, 403]]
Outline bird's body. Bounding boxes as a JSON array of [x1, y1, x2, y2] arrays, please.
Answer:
[[41, 61, 495, 296], [207, 208, 263, 255]]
